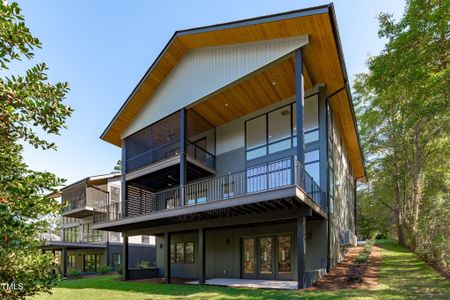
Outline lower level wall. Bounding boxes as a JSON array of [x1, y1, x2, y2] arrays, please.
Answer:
[[155, 220, 328, 281], [109, 243, 156, 270]]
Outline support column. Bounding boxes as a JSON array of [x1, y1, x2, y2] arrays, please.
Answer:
[[52, 249, 56, 276], [179, 108, 187, 207], [62, 247, 68, 277], [295, 48, 305, 188], [297, 216, 306, 289], [164, 232, 171, 284], [123, 235, 129, 280], [198, 228, 206, 284], [121, 140, 127, 218]]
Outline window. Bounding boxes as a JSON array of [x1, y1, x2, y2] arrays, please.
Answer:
[[141, 235, 149, 244], [184, 242, 195, 263], [305, 149, 320, 185], [63, 226, 79, 243], [83, 254, 100, 272], [68, 255, 76, 269], [110, 232, 120, 242], [111, 186, 120, 202], [246, 96, 319, 160], [171, 242, 195, 264], [112, 253, 121, 270]]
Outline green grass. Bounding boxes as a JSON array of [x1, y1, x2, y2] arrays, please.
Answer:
[[32, 240, 449, 299]]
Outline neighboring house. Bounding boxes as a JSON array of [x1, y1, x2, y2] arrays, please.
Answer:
[[42, 173, 156, 276], [93, 3, 365, 289]]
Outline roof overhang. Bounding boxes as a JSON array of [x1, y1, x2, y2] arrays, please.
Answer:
[[100, 3, 366, 180]]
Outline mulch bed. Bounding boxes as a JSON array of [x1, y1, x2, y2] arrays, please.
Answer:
[[311, 244, 381, 290]]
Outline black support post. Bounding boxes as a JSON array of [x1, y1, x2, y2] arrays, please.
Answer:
[[123, 235, 129, 280], [295, 48, 305, 186], [164, 232, 171, 284], [198, 228, 206, 284], [297, 216, 306, 289], [180, 108, 187, 207], [62, 247, 68, 277], [121, 140, 127, 218]]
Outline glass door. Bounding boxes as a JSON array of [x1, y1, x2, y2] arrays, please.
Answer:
[[277, 235, 292, 279], [258, 236, 274, 279], [242, 238, 256, 279]]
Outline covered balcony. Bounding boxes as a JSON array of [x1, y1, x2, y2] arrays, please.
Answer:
[[62, 182, 109, 218], [124, 109, 216, 189]]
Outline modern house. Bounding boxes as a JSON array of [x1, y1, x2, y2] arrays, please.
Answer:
[[42, 173, 155, 276], [93, 3, 365, 289]]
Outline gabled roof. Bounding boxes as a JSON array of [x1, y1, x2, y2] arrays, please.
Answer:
[[60, 172, 121, 192], [100, 3, 366, 180]]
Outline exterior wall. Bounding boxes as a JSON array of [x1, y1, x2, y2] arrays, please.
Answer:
[[328, 106, 356, 267], [108, 243, 156, 270], [155, 221, 326, 280], [123, 36, 308, 138]]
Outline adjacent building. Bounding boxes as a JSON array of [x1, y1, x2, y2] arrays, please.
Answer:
[[42, 173, 155, 276], [93, 3, 365, 289]]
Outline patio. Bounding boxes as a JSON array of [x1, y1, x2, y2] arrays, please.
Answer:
[[186, 278, 298, 290]]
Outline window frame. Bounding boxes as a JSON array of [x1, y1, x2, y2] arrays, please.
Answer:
[[245, 94, 319, 161], [170, 241, 196, 264]]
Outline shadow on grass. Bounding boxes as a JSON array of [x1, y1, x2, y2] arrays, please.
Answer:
[[43, 241, 449, 300]]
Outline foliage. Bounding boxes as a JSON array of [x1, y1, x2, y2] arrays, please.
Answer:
[[67, 269, 81, 279], [353, 0, 449, 274], [135, 260, 150, 269], [32, 243, 450, 300], [0, 1, 72, 299], [113, 160, 121, 172], [99, 265, 110, 275]]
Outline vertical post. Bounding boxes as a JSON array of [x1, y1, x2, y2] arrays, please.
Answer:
[[121, 140, 127, 218], [180, 108, 187, 207], [62, 247, 68, 277], [123, 235, 129, 280], [295, 48, 305, 188], [198, 228, 206, 284], [318, 84, 328, 206], [297, 216, 306, 289], [164, 232, 171, 284]]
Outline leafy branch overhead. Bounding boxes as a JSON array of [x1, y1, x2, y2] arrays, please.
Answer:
[[0, 2, 73, 150]]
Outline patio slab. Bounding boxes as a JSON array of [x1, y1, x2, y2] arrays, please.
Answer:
[[186, 278, 298, 290]]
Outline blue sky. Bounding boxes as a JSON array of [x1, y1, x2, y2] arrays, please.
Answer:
[[15, 0, 405, 185]]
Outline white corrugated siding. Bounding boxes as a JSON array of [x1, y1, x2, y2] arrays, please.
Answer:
[[123, 36, 308, 138]]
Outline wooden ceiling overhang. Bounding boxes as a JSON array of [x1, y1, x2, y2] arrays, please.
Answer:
[[100, 4, 366, 180]]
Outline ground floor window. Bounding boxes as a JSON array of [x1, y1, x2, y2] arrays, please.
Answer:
[[171, 241, 195, 264], [112, 253, 121, 270], [83, 254, 100, 272], [68, 255, 76, 269]]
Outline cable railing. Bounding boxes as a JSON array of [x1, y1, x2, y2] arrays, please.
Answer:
[[94, 156, 325, 223]]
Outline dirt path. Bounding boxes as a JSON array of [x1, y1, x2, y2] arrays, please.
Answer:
[[312, 245, 381, 290]]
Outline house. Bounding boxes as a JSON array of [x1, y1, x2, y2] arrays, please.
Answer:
[[42, 173, 156, 276], [93, 3, 365, 289]]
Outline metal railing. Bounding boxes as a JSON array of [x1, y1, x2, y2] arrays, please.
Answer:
[[126, 140, 181, 172], [126, 139, 216, 172], [93, 202, 121, 223], [94, 156, 325, 223], [186, 141, 216, 169], [82, 232, 106, 243], [63, 198, 86, 212]]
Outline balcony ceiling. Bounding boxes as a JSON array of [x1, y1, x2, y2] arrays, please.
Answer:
[[101, 4, 365, 180]]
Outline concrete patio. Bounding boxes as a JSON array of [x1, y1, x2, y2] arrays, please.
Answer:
[[186, 278, 298, 290]]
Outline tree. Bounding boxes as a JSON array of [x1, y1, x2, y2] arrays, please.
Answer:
[[354, 0, 449, 273], [113, 160, 121, 172], [0, 2, 72, 299]]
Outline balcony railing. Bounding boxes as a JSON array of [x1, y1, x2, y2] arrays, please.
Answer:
[[126, 140, 216, 173], [63, 198, 86, 212], [94, 157, 326, 223]]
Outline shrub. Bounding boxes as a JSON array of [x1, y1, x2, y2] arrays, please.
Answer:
[[100, 265, 110, 274], [67, 269, 81, 278], [136, 260, 150, 268]]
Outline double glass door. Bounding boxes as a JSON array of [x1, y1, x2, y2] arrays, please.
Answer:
[[242, 235, 292, 280]]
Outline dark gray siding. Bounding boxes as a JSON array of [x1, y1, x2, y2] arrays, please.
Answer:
[[108, 243, 156, 270], [215, 147, 245, 176]]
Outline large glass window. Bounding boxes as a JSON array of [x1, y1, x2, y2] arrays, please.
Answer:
[[83, 254, 100, 272], [305, 149, 320, 184], [171, 242, 195, 264], [246, 95, 319, 160]]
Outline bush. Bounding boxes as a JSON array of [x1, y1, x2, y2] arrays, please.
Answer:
[[136, 260, 150, 268], [67, 269, 81, 278], [100, 265, 110, 274]]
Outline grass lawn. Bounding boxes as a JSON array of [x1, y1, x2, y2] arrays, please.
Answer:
[[32, 240, 449, 300]]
